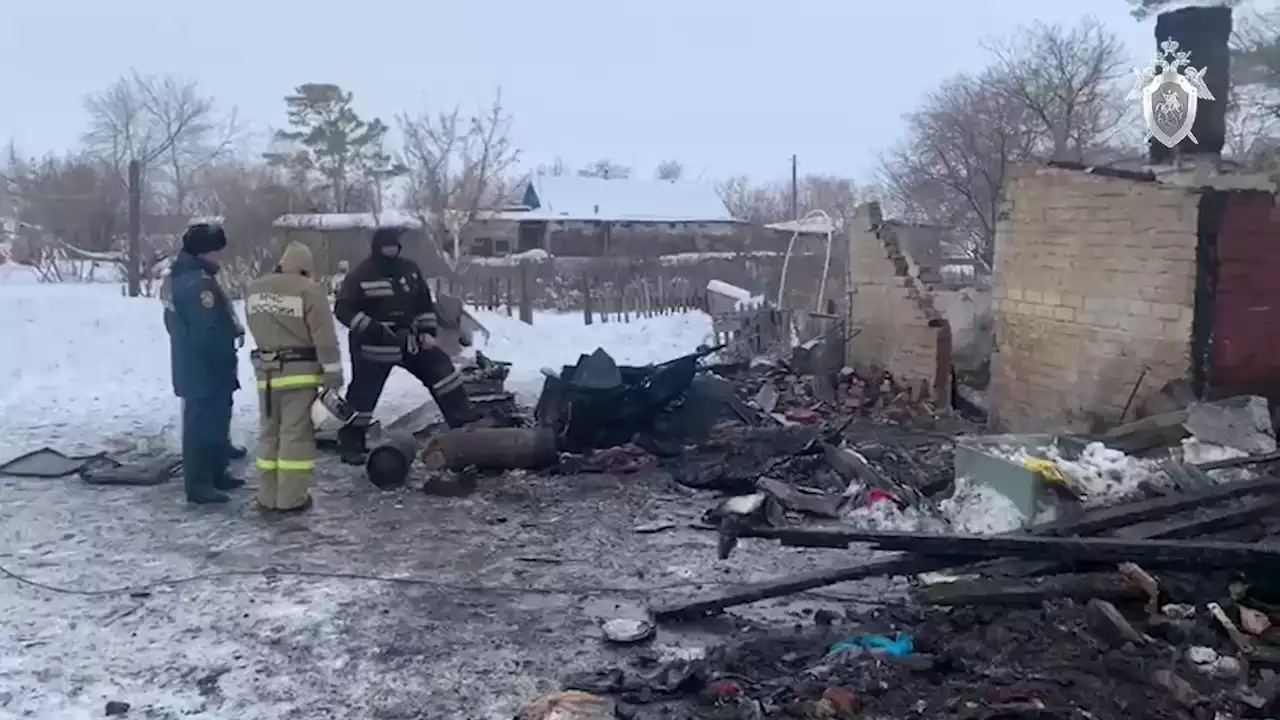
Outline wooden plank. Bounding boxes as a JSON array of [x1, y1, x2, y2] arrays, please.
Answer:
[[1000, 496, 1280, 577], [853, 532, 1280, 568], [650, 554, 955, 620], [655, 476, 1177, 619], [1029, 474, 1280, 537], [1195, 449, 1280, 471], [914, 572, 1145, 607]]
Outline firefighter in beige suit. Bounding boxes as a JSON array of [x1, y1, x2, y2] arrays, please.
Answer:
[[244, 242, 343, 512]]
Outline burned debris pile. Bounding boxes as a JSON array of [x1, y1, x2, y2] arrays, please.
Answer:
[[505, 351, 1280, 719]]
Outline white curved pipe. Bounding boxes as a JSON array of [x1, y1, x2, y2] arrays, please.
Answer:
[[775, 209, 834, 314]]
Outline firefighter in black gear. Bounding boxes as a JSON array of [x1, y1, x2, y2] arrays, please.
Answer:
[[333, 227, 481, 464]]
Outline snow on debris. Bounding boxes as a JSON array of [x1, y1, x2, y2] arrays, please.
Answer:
[[706, 279, 752, 303], [843, 476, 1028, 536], [0, 282, 713, 461], [465, 248, 552, 267]]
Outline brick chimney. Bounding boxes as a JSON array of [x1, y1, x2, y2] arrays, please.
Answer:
[[1148, 5, 1232, 165]]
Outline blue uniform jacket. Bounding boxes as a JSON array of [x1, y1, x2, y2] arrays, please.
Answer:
[[161, 252, 241, 399]]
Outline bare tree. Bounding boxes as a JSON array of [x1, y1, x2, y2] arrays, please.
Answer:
[[81, 71, 238, 295], [716, 174, 863, 227], [578, 159, 631, 179], [186, 162, 314, 296], [655, 160, 684, 180], [1222, 10, 1280, 171], [398, 89, 520, 264], [82, 71, 236, 201], [881, 71, 1041, 266], [4, 148, 126, 281], [985, 17, 1130, 162], [536, 157, 568, 177], [1127, 0, 1242, 20]]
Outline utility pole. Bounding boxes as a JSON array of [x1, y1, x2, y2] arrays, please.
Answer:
[[790, 154, 798, 220], [126, 159, 142, 298]]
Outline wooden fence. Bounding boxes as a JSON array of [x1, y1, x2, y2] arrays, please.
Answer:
[[713, 302, 793, 359], [435, 262, 711, 326]]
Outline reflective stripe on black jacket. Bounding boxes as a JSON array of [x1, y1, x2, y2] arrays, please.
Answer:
[[333, 256, 438, 362]]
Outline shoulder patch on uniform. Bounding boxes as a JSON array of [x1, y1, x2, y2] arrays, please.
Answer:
[[200, 290, 215, 309]]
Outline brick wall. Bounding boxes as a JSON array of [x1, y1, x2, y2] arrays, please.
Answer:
[[847, 203, 952, 406], [1209, 192, 1280, 400], [989, 166, 1199, 431]]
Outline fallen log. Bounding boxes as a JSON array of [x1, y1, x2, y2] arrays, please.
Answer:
[[913, 572, 1146, 607], [852, 532, 1280, 569], [419, 427, 558, 471]]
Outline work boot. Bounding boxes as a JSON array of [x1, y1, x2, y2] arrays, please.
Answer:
[[213, 473, 246, 491], [280, 496, 314, 513], [338, 428, 369, 466], [227, 444, 248, 460], [187, 489, 230, 505]]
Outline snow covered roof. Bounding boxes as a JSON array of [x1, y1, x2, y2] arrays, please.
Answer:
[[490, 176, 737, 223], [272, 210, 423, 231], [765, 216, 843, 234]]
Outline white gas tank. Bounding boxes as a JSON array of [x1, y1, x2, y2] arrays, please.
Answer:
[[311, 389, 356, 433]]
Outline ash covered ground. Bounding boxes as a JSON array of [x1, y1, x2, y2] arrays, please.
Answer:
[[1, 455, 897, 719]]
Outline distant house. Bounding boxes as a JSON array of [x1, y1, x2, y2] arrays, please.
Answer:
[[466, 176, 744, 258], [271, 211, 452, 277]]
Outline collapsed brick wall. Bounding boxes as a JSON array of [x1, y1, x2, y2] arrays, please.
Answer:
[[989, 166, 1199, 431], [846, 203, 952, 406]]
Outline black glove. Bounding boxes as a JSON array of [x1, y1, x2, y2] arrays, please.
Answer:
[[411, 313, 439, 337]]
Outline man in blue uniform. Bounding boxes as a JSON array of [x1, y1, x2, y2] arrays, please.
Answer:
[[161, 224, 245, 504]]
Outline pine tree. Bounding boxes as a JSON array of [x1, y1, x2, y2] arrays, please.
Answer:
[[263, 83, 404, 212]]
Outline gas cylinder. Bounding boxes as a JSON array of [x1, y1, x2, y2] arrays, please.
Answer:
[[420, 427, 558, 471], [365, 431, 419, 489]]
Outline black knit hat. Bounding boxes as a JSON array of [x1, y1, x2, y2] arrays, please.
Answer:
[[182, 224, 228, 256], [371, 227, 404, 253]]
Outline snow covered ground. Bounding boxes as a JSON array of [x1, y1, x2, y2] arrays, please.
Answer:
[[0, 273, 714, 460], [0, 274, 732, 719], [0, 269, 1200, 718]]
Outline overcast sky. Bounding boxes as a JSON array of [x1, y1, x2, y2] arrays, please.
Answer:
[[4, 0, 1160, 183]]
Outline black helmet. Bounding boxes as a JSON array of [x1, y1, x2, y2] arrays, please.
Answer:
[[371, 227, 405, 254]]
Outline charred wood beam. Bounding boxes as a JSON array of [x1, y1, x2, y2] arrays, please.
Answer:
[[660, 478, 1280, 620], [1029, 475, 1280, 537], [664, 476, 1154, 618], [854, 532, 1280, 569], [997, 496, 1280, 578], [722, 480, 1280, 552], [1195, 450, 1280, 472], [650, 554, 955, 620], [913, 572, 1146, 607]]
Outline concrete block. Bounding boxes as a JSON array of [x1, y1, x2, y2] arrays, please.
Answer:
[[1151, 302, 1182, 321], [1128, 300, 1153, 317], [1083, 296, 1109, 312]]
